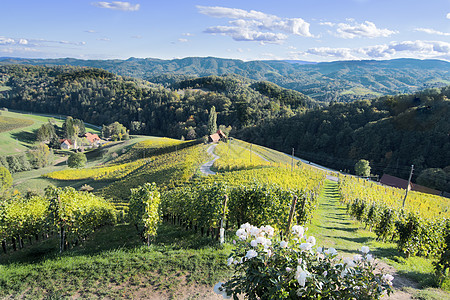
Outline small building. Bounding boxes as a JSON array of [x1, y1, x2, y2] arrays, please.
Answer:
[[85, 132, 101, 146], [380, 173, 441, 196], [208, 130, 227, 143], [380, 174, 411, 190], [60, 139, 72, 150]]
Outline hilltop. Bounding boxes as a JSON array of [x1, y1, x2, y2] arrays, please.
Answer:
[[1, 57, 449, 103]]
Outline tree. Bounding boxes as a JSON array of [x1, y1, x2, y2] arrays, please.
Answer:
[[208, 106, 217, 135], [68, 152, 87, 168], [186, 127, 197, 140], [355, 159, 371, 177], [102, 122, 129, 141], [37, 122, 57, 143], [0, 166, 12, 193], [17, 153, 31, 171], [28, 143, 53, 169], [417, 168, 448, 191], [74, 118, 86, 136], [63, 116, 76, 139], [6, 155, 21, 173]]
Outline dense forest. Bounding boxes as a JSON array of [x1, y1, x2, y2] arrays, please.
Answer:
[[1, 57, 449, 103], [0, 65, 312, 140], [238, 87, 450, 191]]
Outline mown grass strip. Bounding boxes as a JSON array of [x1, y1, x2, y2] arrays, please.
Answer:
[[308, 180, 450, 298]]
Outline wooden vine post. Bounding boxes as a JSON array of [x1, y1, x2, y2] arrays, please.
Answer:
[[285, 195, 298, 239], [220, 195, 228, 244]]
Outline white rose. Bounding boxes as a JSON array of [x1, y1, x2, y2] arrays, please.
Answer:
[[306, 236, 316, 246], [343, 257, 356, 268], [227, 257, 234, 266], [245, 249, 258, 259]]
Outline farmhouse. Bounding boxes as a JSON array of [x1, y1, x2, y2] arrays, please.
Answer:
[[85, 132, 101, 146], [208, 129, 227, 143], [60, 139, 73, 150]]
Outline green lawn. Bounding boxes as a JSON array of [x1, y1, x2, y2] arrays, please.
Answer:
[[0, 223, 231, 299], [0, 110, 100, 156]]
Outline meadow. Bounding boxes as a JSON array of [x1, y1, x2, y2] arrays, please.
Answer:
[[0, 110, 100, 156]]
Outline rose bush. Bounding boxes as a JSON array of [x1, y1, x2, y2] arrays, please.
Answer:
[[219, 223, 394, 299]]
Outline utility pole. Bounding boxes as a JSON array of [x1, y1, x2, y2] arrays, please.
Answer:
[[291, 148, 295, 172], [402, 164, 414, 208]]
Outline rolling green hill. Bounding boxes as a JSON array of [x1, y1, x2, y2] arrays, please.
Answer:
[[0, 65, 315, 140], [1, 57, 449, 102]]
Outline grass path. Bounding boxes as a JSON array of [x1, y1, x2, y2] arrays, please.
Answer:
[[308, 180, 449, 300]]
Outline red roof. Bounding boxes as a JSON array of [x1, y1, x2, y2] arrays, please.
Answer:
[[380, 174, 442, 195], [208, 133, 221, 143], [60, 139, 72, 145], [216, 130, 226, 139], [85, 132, 100, 143], [380, 174, 411, 190]]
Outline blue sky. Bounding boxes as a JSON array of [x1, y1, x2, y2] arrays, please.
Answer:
[[1, 0, 449, 62]]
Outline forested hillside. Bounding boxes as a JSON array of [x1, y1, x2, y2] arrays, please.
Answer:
[[238, 87, 450, 191], [0, 65, 313, 139], [1, 57, 449, 103], [1, 64, 449, 191]]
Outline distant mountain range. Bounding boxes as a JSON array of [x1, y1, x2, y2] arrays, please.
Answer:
[[1, 57, 449, 102]]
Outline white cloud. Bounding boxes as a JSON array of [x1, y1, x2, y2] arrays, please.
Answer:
[[197, 6, 312, 43], [0, 37, 16, 45], [92, 1, 140, 12], [85, 30, 96, 33], [204, 26, 287, 43], [414, 28, 450, 36], [178, 38, 188, 43], [97, 38, 111, 41], [182, 33, 193, 36], [322, 20, 397, 38], [306, 47, 358, 59], [303, 40, 450, 60], [447, 13, 450, 19], [0, 36, 86, 47], [131, 35, 142, 39]]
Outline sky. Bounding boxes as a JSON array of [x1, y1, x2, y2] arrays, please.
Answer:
[[1, 0, 450, 62]]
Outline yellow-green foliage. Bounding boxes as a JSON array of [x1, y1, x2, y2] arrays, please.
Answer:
[[133, 138, 185, 150], [0, 116, 34, 133], [43, 159, 148, 181], [0, 187, 116, 244], [111, 137, 193, 164], [339, 175, 450, 220], [43, 138, 196, 182], [212, 141, 271, 172], [100, 143, 209, 200], [202, 166, 324, 192], [1, 196, 49, 240], [161, 166, 325, 231], [231, 139, 294, 164], [46, 186, 116, 239], [129, 183, 161, 240]]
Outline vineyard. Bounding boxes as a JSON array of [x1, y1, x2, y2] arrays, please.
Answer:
[[0, 115, 34, 133], [0, 186, 116, 254], [339, 174, 450, 258], [1, 135, 450, 299]]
